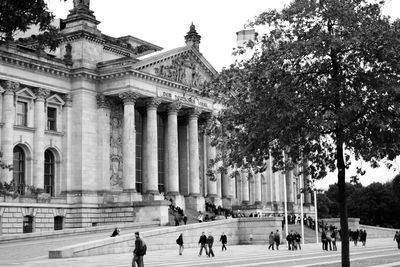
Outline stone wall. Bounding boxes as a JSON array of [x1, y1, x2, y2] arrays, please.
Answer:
[[49, 217, 283, 258]]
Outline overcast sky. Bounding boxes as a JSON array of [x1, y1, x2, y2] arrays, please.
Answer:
[[45, 0, 400, 189]]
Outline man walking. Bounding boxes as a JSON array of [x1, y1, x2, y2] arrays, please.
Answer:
[[198, 232, 208, 256], [220, 232, 227, 251], [207, 232, 215, 257], [274, 230, 281, 250], [268, 231, 275, 250], [132, 232, 146, 267], [394, 231, 400, 249]]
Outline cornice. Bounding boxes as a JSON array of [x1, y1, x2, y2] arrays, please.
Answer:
[[0, 50, 70, 79]]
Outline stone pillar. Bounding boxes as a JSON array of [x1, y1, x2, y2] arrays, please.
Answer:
[[188, 108, 201, 196], [33, 88, 49, 189], [304, 174, 312, 205], [143, 98, 161, 195], [286, 170, 294, 209], [119, 92, 138, 192], [166, 101, 181, 196], [1, 81, 18, 183], [241, 169, 250, 204], [96, 94, 110, 191], [254, 172, 262, 205], [62, 94, 73, 193], [206, 135, 217, 198]]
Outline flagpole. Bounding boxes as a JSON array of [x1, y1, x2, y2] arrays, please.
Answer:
[[283, 151, 288, 237], [314, 188, 319, 244], [300, 166, 305, 245]]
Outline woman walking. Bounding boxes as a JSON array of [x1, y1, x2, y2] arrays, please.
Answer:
[[176, 233, 184, 255], [268, 232, 275, 250]]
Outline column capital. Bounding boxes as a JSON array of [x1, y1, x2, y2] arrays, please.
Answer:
[[167, 101, 182, 113], [145, 97, 161, 109], [1, 81, 19, 94], [35, 88, 50, 101], [119, 91, 139, 105], [96, 94, 111, 109], [188, 107, 202, 119], [63, 94, 73, 107]]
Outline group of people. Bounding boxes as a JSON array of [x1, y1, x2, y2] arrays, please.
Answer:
[[268, 230, 281, 250], [349, 229, 368, 246], [321, 229, 338, 251], [285, 230, 302, 250]]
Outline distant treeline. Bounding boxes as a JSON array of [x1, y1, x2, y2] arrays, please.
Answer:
[[317, 174, 400, 229]]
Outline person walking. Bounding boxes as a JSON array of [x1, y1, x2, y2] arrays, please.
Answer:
[[268, 231, 275, 250], [132, 231, 146, 267], [220, 232, 227, 251], [394, 231, 400, 249], [207, 232, 215, 257], [274, 230, 281, 250], [321, 230, 328, 251], [176, 233, 184, 255], [331, 230, 337, 251], [198, 232, 208, 256], [295, 232, 301, 250], [183, 214, 188, 225], [361, 229, 367, 246]]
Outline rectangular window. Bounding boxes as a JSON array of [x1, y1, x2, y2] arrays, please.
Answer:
[[16, 101, 27, 126], [47, 107, 57, 131]]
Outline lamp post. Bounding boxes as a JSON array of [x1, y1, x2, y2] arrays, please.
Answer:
[[314, 188, 319, 244]]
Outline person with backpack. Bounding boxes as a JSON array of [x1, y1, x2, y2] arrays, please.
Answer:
[[207, 232, 215, 257], [132, 231, 146, 267], [176, 233, 184, 255]]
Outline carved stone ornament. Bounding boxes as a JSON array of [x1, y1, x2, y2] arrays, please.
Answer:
[[35, 88, 50, 101], [73, 0, 90, 8], [63, 94, 73, 107], [145, 98, 162, 109], [2, 81, 20, 94], [63, 43, 73, 66], [119, 92, 139, 105], [189, 107, 202, 119], [109, 103, 124, 190], [154, 53, 204, 88], [96, 94, 111, 109], [167, 101, 182, 113]]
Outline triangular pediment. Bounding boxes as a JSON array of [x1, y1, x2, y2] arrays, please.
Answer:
[[16, 87, 36, 99], [47, 94, 65, 106], [134, 46, 218, 88]]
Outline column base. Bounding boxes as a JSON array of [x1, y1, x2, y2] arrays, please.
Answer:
[[254, 201, 263, 205], [241, 200, 250, 205], [185, 195, 205, 212], [222, 198, 232, 209], [166, 191, 180, 196], [119, 190, 142, 202], [143, 191, 164, 201]]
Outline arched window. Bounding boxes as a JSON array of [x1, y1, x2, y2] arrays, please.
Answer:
[[13, 146, 25, 195], [157, 114, 165, 193], [135, 110, 144, 193], [23, 216, 33, 233], [44, 150, 55, 196]]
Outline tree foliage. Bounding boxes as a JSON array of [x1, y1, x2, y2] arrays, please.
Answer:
[[0, 0, 66, 51], [205, 0, 400, 265]]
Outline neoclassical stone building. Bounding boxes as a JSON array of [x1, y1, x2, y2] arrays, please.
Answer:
[[0, 1, 313, 234]]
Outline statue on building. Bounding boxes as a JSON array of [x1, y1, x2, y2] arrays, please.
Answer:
[[73, 0, 90, 8]]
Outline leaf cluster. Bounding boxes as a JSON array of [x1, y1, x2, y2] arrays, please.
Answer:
[[205, 0, 400, 181]]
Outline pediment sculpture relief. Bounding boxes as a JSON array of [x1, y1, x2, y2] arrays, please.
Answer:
[[154, 53, 205, 88]]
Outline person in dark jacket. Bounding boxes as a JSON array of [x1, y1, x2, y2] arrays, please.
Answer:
[[198, 232, 208, 256], [183, 214, 188, 225], [220, 232, 227, 251], [268, 231, 275, 250], [207, 232, 215, 257], [110, 227, 120, 237], [176, 233, 184, 255], [274, 230, 281, 250], [132, 231, 145, 267]]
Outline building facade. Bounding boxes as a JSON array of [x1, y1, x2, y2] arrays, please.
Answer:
[[0, 1, 313, 234]]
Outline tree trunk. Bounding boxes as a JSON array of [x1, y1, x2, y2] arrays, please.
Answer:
[[337, 136, 350, 266]]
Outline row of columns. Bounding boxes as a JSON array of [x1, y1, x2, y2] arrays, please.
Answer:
[[116, 92, 217, 198]]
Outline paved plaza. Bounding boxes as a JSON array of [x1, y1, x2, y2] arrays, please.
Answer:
[[1, 238, 399, 267]]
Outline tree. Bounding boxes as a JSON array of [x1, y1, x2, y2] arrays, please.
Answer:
[[206, 1, 400, 266], [0, 0, 66, 51]]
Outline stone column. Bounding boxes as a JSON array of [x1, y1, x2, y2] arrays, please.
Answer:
[[304, 174, 312, 205], [1, 81, 18, 183], [254, 172, 262, 205], [119, 92, 138, 192], [33, 88, 49, 189], [96, 94, 110, 191], [188, 108, 201, 196], [143, 98, 161, 195], [166, 101, 181, 195], [241, 169, 250, 204], [206, 135, 217, 198], [62, 94, 73, 193], [286, 170, 294, 209]]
